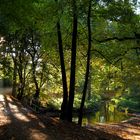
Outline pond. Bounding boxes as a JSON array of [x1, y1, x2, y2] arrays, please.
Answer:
[[73, 104, 130, 126]]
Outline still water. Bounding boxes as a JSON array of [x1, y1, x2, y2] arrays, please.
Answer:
[[73, 105, 130, 126]]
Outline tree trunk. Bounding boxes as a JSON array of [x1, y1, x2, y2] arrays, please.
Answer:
[[17, 53, 24, 100], [56, 22, 68, 120], [67, 0, 78, 122], [87, 66, 91, 100], [78, 0, 92, 126], [32, 59, 40, 99], [12, 59, 17, 97], [17, 77, 24, 100]]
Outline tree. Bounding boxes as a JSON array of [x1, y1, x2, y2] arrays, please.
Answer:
[[55, 0, 68, 120], [25, 29, 41, 99], [1, 0, 140, 124], [67, 0, 78, 122], [78, 0, 92, 126]]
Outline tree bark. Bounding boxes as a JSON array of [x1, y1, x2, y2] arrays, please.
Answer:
[[54, 0, 68, 120], [78, 0, 92, 126], [32, 58, 40, 99], [17, 52, 24, 100], [67, 0, 78, 122], [56, 22, 68, 120], [12, 57, 17, 97], [87, 66, 91, 100]]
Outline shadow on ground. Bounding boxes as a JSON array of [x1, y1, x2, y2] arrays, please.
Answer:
[[0, 95, 101, 140], [0, 89, 137, 140]]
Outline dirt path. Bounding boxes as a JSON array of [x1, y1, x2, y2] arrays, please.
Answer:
[[0, 90, 140, 140], [0, 94, 100, 140]]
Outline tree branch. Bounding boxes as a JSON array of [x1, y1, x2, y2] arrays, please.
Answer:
[[91, 49, 112, 64], [93, 36, 137, 43]]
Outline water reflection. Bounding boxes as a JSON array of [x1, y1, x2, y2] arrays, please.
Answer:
[[73, 104, 130, 126]]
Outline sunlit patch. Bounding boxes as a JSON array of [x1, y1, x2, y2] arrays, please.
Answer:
[[8, 103, 30, 122], [135, 136, 140, 139], [0, 119, 11, 126], [0, 95, 5, 102], [27, 113, 37, 119], [8, 103, 18, 111], [38, 122, 46, 128], [29, 129, 48, 140], [125, 127, 140, 135], [0, 108, 12, 125], [13, 112, 30, 122], [51, 117, 60, 125], [0, 96, 31, 122], [6, 96, 13, 102]]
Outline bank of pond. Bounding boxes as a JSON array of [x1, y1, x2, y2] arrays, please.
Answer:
[[24, 96, 138, 127], [73, 105, 133, 126]]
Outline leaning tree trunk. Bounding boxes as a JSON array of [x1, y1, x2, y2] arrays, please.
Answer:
[[78, 0, 92, 126], [67, 0, 78, 122]]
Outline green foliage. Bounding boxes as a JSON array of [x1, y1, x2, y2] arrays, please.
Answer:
[[46, 98, 62, 111], [0, 0, 140, 118]]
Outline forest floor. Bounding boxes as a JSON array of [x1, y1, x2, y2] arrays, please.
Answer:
[[87, 116, 140, 140], [0, 89, 140, 140]]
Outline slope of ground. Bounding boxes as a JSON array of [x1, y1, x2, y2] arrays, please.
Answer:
[[0, 89, 140, 140], [0, 94, 100, 140]]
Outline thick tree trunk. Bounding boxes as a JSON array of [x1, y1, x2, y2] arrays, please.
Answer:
[[56, 22, 68, 120], [78, 0, 92, 126], [67, 0, 78, 122], [17, 53, 24, 100], [17, 77, 24, 100]]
